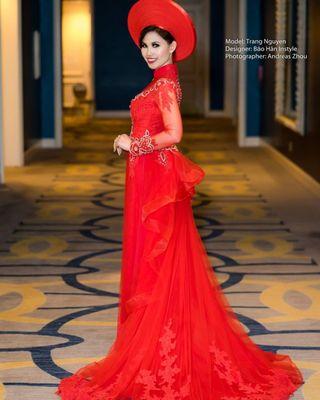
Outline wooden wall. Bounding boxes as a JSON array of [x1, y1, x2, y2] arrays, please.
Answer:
[[261, 0, 320, 183]]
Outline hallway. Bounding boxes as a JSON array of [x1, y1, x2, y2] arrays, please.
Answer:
[[0, 118, 319, 399]]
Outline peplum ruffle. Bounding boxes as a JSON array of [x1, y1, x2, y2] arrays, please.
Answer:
[[140, 151, 205, 262]]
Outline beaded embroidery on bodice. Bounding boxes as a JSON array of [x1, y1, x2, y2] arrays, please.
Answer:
[[128, 63, 182, 171], [129, 63, 181, 126], [130, 77, 182, 105]]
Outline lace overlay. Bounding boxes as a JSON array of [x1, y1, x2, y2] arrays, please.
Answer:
[[130, 78, 182, 105], [157, 144, 179, 166], [56, 349, 147, 400], [209, 339, 300, 400], [55, 373, 122, 400], [129, 129, 156, 156], [128, 129, 180, 178], [135, 319, 191, 400], [128, 76, 182, 179]]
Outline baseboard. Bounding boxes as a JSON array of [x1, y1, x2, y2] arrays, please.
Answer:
[[94, 111, 131, 118], [26, 138, 57, 150], [24, 138, 58, 163], [36, 138, 58, 148], [238, 136, 262, 147], [205, 110, 230, 118], [261, 139, 320, 199]]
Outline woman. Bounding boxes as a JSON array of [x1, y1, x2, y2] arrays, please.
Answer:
[[57, 0, 304, 398]]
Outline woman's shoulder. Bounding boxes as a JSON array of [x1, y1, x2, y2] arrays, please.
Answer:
[[131, 77, 182, 104], [152, 77, 181, 93], [151, 77, 182, 104]]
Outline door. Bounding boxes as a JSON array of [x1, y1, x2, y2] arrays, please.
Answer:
[[22, 0, 42, 150], [178, 0, 206, 116], [62, 0, 93, 108]]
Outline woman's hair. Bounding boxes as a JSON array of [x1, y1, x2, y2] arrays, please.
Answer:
[[139, 25, 176, 49]]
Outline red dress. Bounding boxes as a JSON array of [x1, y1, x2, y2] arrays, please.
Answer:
[[57, 63, 304, 399]]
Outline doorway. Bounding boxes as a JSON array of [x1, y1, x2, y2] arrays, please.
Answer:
[[62, 0, 93, 123]]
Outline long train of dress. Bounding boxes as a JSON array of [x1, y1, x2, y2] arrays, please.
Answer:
[[56, 147, 304, 399]]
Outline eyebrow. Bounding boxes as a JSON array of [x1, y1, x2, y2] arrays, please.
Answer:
[[142, 41, 160, 45]]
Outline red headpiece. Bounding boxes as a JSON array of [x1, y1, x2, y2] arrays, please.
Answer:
[[127, 0, 197, 62]]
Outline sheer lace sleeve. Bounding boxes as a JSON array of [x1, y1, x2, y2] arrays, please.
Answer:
[[151, 80, 183, 149], [129, 80, 183, 156]]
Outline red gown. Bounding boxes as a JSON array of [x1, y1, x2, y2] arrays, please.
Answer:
[[56, 63, 304, 399]]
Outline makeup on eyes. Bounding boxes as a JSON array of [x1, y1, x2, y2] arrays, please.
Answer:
[[142, 42, 160, 47]]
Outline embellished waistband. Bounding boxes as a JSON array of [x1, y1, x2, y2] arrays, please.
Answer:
[[160, 144, 179, 152], [129, 129, 180, 153]]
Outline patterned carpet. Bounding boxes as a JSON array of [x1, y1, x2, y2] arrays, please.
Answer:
[[0, 118, 319, 399]]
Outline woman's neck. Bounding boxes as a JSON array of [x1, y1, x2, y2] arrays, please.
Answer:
[[153, 63, 179, 80]]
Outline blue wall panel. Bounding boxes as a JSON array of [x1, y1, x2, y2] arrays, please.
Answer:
[[210, 0, 225, 110], [40, 0, 55, 139], [22, 0, 41, 149], [94, 0, 151, 111], [246, 0, 262, 137]]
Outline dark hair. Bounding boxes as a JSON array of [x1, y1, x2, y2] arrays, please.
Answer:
[[139, 25, 176, 49]]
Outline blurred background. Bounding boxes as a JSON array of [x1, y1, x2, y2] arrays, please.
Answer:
[[0, 0, 318, 182]]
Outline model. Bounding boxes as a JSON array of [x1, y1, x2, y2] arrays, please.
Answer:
[[56, 0, 304, 398]]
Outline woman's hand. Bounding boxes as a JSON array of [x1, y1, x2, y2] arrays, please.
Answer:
[[113, 135, 122, 155], [114, 134, 132, 154]]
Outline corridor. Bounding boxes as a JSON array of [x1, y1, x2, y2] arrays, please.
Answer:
[[0, 118, 319, 399]]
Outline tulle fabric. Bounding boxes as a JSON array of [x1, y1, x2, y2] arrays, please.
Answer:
[[56, 150, 304, 400], [56, 63, 304, 399]]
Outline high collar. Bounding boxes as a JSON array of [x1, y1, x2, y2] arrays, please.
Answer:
[[153, 63, 179, 80]]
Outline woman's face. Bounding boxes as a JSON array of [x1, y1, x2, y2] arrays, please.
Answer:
[[140, 31, 177, 70]]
